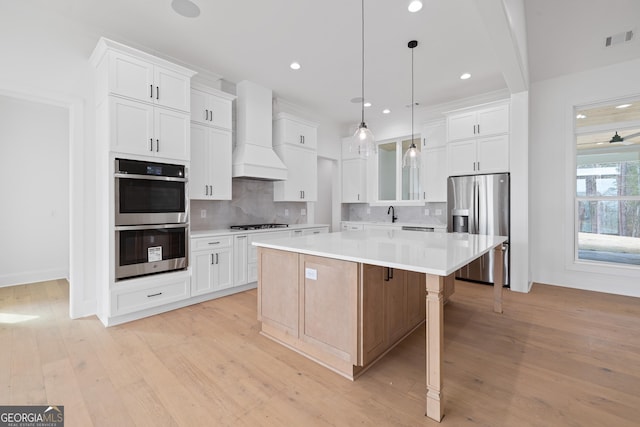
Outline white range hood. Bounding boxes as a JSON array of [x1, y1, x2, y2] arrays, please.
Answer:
[[232, 80, 287, 180]]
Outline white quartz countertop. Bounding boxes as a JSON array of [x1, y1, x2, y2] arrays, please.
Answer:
[[252, 230, 507, 276], [191, 224, 329, 238]]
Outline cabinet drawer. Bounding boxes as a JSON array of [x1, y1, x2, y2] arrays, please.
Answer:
[[192, 235, 233, 251], [112, 277, 189, 316]]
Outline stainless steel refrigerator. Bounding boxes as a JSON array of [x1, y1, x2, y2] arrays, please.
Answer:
[[447, 173, 510, 286]]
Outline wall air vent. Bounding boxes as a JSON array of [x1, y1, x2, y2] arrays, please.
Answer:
[[604, 30, 634, 48]]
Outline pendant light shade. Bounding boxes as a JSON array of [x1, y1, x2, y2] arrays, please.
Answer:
[[403, 40, 420, 169], [351, 0, 375, 157]]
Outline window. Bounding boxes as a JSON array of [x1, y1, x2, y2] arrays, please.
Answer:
[[377, 136, 421, 202], [575, 99, 640, 266]]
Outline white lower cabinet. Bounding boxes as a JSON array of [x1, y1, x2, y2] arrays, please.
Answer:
[[191, 236, 233, 296], [233, 235, 249, 286], [111, 273, 190, 317]]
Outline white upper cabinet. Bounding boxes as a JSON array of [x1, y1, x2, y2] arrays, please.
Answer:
[[108, 51, 192, 113], [109, 96, 190, 160], [446, 101, 510, 176], [190, 124, 232, 200], [342, 158, 368, 203], [273, 113, 318, 150], [190, 85, 234, 129], [91, 37, 195, 161], [421, 120, 447, 202], [447, 103, 509, 142], [273, 113, 318, 202]]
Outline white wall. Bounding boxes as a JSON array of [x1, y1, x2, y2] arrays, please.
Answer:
[[530, 58, 640, 297], [0, 95, 69, 286], [0, 2, 97, 317]]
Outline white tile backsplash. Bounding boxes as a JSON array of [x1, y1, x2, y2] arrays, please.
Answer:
[[191, 178, 306, 230]]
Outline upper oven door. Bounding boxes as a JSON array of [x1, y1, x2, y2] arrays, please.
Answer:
[[115, 174, 188, 225]]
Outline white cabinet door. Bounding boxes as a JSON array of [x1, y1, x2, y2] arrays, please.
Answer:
[[447, 111, 477, 141], [192, 246, 233, 296], [423, 146, 447, 202], [110, 96, 154, 156], [476, 135, 509, 174], [192, 251, 216, 296], [190, 124, 209, 199], [342, 158, 367, 203], [109, 52, 154, 103], [190, 88, 233, 130], [476, 104, 509, 136], [208, 128, 232, 200], [154, 108, 190, 161], [154, 66, 191, 112], [421, 121, 446, 149], [447, 103, 509, 142], [233, 235, 248, 286], [211, 246, 233, 292], [276, 117, 318, 149], [273, 144, 317, 201], [109, 52, 190, 113], [447, 140, 477, 176], [189, 124, 232, 200]]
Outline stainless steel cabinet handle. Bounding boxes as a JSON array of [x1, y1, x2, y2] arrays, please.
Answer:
[[150, 84, 153, 99], [205, 185, 209, 196], [149, 138, 153, 151], [147, 292, 162, 298], [211, 254, 214, 264], [209, 110, 213, 122], [156, 139, 159, 152], [477, 161, 480, 170], [215, 253, 219, 264], [156, 86, 159, 100], [208, 241, 220, 245], [477, 124, 480, 134], [209, 185, 213, 195]]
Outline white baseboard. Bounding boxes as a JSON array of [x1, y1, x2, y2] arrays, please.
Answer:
[[0, 269, 69, 288]]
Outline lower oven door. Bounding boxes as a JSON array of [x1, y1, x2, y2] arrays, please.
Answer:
[[115, 224, 188, 281]]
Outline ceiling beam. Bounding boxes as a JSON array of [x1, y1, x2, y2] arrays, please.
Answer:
[[475, 0, 529, 93]]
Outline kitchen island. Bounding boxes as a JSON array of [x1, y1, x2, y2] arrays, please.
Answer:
[[254, 229, 507, 422]]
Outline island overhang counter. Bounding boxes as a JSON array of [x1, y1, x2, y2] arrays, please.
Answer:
[[253, 229, 507, 422]]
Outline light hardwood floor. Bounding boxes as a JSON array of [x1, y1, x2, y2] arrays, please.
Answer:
[[1, 279, 639, 426]]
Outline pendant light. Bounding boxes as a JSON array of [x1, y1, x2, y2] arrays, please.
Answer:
[[352, 0, 375, 156], [403, 40, 420, 169]]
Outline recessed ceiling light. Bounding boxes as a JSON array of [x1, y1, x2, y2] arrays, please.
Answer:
[[171, 0, 200, 18], [460, 73, 471, 80], [616, 104, 632, 109], [364, 102, 372, 108], [576, 114, 587, 119], [290, 62, 301, 70], [408, 1, 423, 12], [382, 109, 391, 114]]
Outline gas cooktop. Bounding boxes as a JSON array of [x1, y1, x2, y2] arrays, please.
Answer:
[[230, 223, 289, 231]]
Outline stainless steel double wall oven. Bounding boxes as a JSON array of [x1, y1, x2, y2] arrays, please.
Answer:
[[114, 158, 188, 280]]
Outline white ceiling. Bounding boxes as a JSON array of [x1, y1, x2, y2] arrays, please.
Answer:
[[12, 0, 640, 128]]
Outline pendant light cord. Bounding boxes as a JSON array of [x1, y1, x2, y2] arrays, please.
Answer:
[[361, 0, 365, 125], [411, 41, 414, 146]]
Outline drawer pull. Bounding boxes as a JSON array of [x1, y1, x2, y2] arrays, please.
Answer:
[[147, 292, 163, 298], [208, 241, 220, 245]]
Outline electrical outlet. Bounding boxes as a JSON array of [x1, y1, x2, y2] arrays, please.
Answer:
[[285, 209, 289, 217], [200, 209, 206, 218], [301, 208, 306, 216], [424, 208, 430, 215], [435, 209, 442, 215]]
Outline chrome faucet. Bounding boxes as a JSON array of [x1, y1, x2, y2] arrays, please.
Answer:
[[387, 206, 398, 223]]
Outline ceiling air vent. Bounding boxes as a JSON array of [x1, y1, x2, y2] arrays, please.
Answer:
[[604, 30, 634, 48]]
